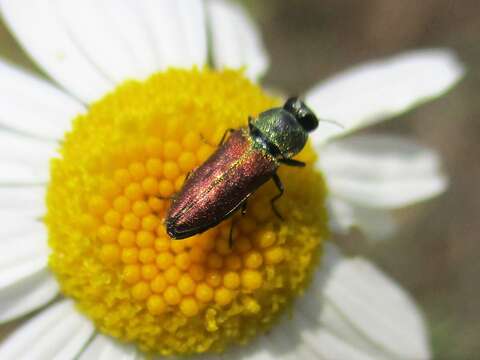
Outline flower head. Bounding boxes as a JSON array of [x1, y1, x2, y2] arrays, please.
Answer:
[[46, 68, 328, 354], [0, 1, 463, 359]]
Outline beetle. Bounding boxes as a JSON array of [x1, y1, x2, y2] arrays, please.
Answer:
[[165, 97, 319, 240]]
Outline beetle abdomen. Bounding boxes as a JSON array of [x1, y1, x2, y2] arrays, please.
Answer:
[[166, 129, 278, 239]]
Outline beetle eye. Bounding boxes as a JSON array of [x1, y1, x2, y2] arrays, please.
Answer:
[[283, 97, 318, 132]]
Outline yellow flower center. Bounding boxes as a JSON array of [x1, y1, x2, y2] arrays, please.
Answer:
[[46, 68, 328, 355]]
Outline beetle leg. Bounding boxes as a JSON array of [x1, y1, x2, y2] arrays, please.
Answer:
[[228, 201, 248, 247], [241, 201, 248, 216], [157, 195, 174, 200], [157, 171, 190, 203], [270, 173, 285, 221], [228, 218, 236, 248], [219, 128, 236, 146], [248, 116, 256, 133], [199, 133, 208, 144], [198, 128, 234, 147], [279, 158, 306, 167]]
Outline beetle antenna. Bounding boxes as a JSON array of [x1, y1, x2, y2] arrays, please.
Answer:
[[319, 118, 345, 129]]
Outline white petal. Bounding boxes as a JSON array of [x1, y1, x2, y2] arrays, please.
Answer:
[[0, 0, 114, 103], [288, 312, 375, 360], [55, 0, 207, 84], [186, 353, 224, 360], [261, 319, 320, 360], [53, 0, 141, 84], [1, 0, 209, 103], [327, 196, 355, 235], [0, 131, 55, 184], [0, 214, 42, 238], [242, 308, 373, 360], [319, 135, 447, 208], [297, 244, 431, 360], [79, 334, 138, 360], [0, 300, 94, 359], [206, 0, 269, 80], [0, 221, 48, 289], [0, 185, 45, 217], [215, 242, 430, 360], [94, 0, 157, 80], [226, 339, 277, 360], [307, 49, 464, 145], [0, 269, 58, 323], [0, 59, 84, 140], [137, 0, 207, 69], [328, 197, 397, 241]]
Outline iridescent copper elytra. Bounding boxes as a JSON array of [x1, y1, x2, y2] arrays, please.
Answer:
[[166, 98, 319, 241]]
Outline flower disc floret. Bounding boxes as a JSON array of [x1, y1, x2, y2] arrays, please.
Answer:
[[46, 68, 328, 355]]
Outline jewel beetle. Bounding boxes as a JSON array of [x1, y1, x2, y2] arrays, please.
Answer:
[[166, 97, 318, 240]]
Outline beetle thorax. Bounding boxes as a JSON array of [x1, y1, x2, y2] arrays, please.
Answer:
[[253, 108, 308, 159]]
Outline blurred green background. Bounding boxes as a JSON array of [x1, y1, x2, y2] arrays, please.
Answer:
[[0, 1, 478, 359], [242, 1, 478, 359]]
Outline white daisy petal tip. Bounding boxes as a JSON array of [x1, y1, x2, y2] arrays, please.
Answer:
[[307, 48, 465, 145], [320, 134, 449, 209]]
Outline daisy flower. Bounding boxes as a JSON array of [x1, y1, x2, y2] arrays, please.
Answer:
[[0, 1, 463, 359]]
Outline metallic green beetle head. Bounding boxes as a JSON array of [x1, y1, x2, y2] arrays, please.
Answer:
[[252, 98, 318, 158]]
